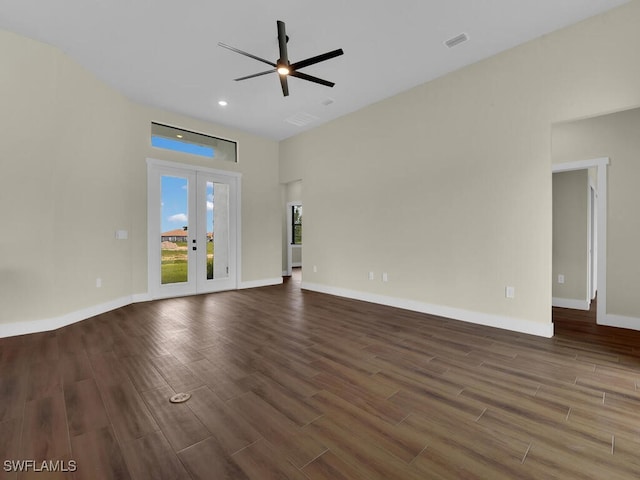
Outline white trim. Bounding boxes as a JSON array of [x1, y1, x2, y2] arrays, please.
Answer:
[[146, 157, 242, 178], [239, 277, 283, 289], [552, 157, 609, 173], [0, 296, 135, 338], [598, 314, 640, 332], [553, 157, 609, 328], [291, 262, 302, 268], [131, 293, 153, 303], [301, 282, 554, 338], [552, 297, 590, 311], [282, 270, 288, 276]]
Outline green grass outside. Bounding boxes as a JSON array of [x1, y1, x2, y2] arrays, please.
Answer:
[[161, 241, 214, 284]]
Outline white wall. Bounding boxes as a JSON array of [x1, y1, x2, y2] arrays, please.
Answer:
[[0, 28, 281, 334], [280, 1, 640, 337], [552, 170, 589, 306]]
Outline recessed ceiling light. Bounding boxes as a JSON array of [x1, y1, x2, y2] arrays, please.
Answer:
[[218, 100, 228, 107], [176, 134, 183, 138]]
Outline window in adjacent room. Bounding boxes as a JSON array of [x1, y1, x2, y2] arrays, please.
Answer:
[[292, 205, 302, 245], [151, 122, 237, 162]]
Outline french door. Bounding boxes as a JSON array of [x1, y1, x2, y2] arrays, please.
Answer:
[[147, 160, 239, 298]]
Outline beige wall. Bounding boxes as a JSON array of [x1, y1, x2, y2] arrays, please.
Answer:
[[0, 28, 281, 328], [552, 171, 589, 302], [280, 1, 640, 333], [553, 107, 640, 319]]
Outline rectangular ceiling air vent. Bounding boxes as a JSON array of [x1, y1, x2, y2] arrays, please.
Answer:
[[285, 112, 319, 127], [444, 33, 469, 48]]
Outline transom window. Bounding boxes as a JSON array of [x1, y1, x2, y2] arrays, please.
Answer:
[[151, 122, 237, 162]]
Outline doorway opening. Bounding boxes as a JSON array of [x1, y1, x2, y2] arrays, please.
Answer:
[[552, 157, 608, 325], [286, 201, 302, 277]]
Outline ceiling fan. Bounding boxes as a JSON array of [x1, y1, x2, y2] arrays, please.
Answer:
[[218, 20, 344, 97]]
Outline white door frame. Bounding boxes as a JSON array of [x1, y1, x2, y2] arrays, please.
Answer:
[[286, 200, 302, 276], [147, 158, 242, 299], [552, 157, 608, 323]]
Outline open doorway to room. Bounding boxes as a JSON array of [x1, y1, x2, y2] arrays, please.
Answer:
[[552, 158, 608, 326], [282, 180, 302, 283]]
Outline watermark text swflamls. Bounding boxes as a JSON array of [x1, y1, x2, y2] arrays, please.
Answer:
[[3, 460, 77, 473]]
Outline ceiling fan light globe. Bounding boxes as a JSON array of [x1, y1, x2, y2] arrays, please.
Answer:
[[277, 66, 290, 75]]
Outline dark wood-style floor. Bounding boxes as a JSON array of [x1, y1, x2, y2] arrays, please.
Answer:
[[2, 270, 640, 479]]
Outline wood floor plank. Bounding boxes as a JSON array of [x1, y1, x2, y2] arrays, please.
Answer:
[[70, 427, 131, 480], [311, 372, 408, 424], [186, 358, 250, 401], [304, 416, 426, 480], [0, 418, 21, 480], [247, 373, 323, 426], [148, 354, 204, 393], [139, 385, 210, 452], [59, 351, 93, 386], [118, 355, 168, 393], [25, 360, 62, 401], [185, 386, 261, 455], [310, 389, 429, 463], [178, 437, 249, 480], [121, 431, 190, 480], [0, 369, 28, 422], [231, 438, 308, 480], [64, 378, 110, 437], [20, 393, 70, 461], [302, 450, 371, 480], [227, 391, 327, 468], [99, 381, 159, 443]]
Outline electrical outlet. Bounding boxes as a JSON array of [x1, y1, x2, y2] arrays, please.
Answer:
[[505, 286, 515, 298], [368, 271, 375, 280], [558, 274, 565, 284], [96, 278, 102, 288], [382, 272, 388, 282], [313, 265, 317, 273]]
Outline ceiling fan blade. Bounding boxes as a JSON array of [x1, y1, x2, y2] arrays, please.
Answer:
[[218, 42, 276, 67], [290, 48, 344, 70], [289, 70, 335, 88], [276, 20, 289, 64], [279, 74, 290, 96], [234, 69, 276, 81]]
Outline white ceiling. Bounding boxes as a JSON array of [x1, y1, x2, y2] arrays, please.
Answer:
[[0, 0, 630, 140]]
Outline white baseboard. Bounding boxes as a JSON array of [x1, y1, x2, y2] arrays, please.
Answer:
[[292, 262, 302, 268], [131, 293, 153, 303], [0, 295, 135, 338], [552, 297, 590, 311], [598, 314, 640, 332], [301, 282, 554, 338], [238, 277, 283, 290], [0, 276, 284, 338], [282, 270, 289, 276]]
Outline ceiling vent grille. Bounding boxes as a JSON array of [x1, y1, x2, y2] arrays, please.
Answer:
[[285, 112, 319, 127], [444, 33, 469, 48]]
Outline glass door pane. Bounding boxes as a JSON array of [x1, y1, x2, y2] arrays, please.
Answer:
[[196, 172, 236, 293], [210, 181, 230, 280], [160, 175, 190, 284]]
